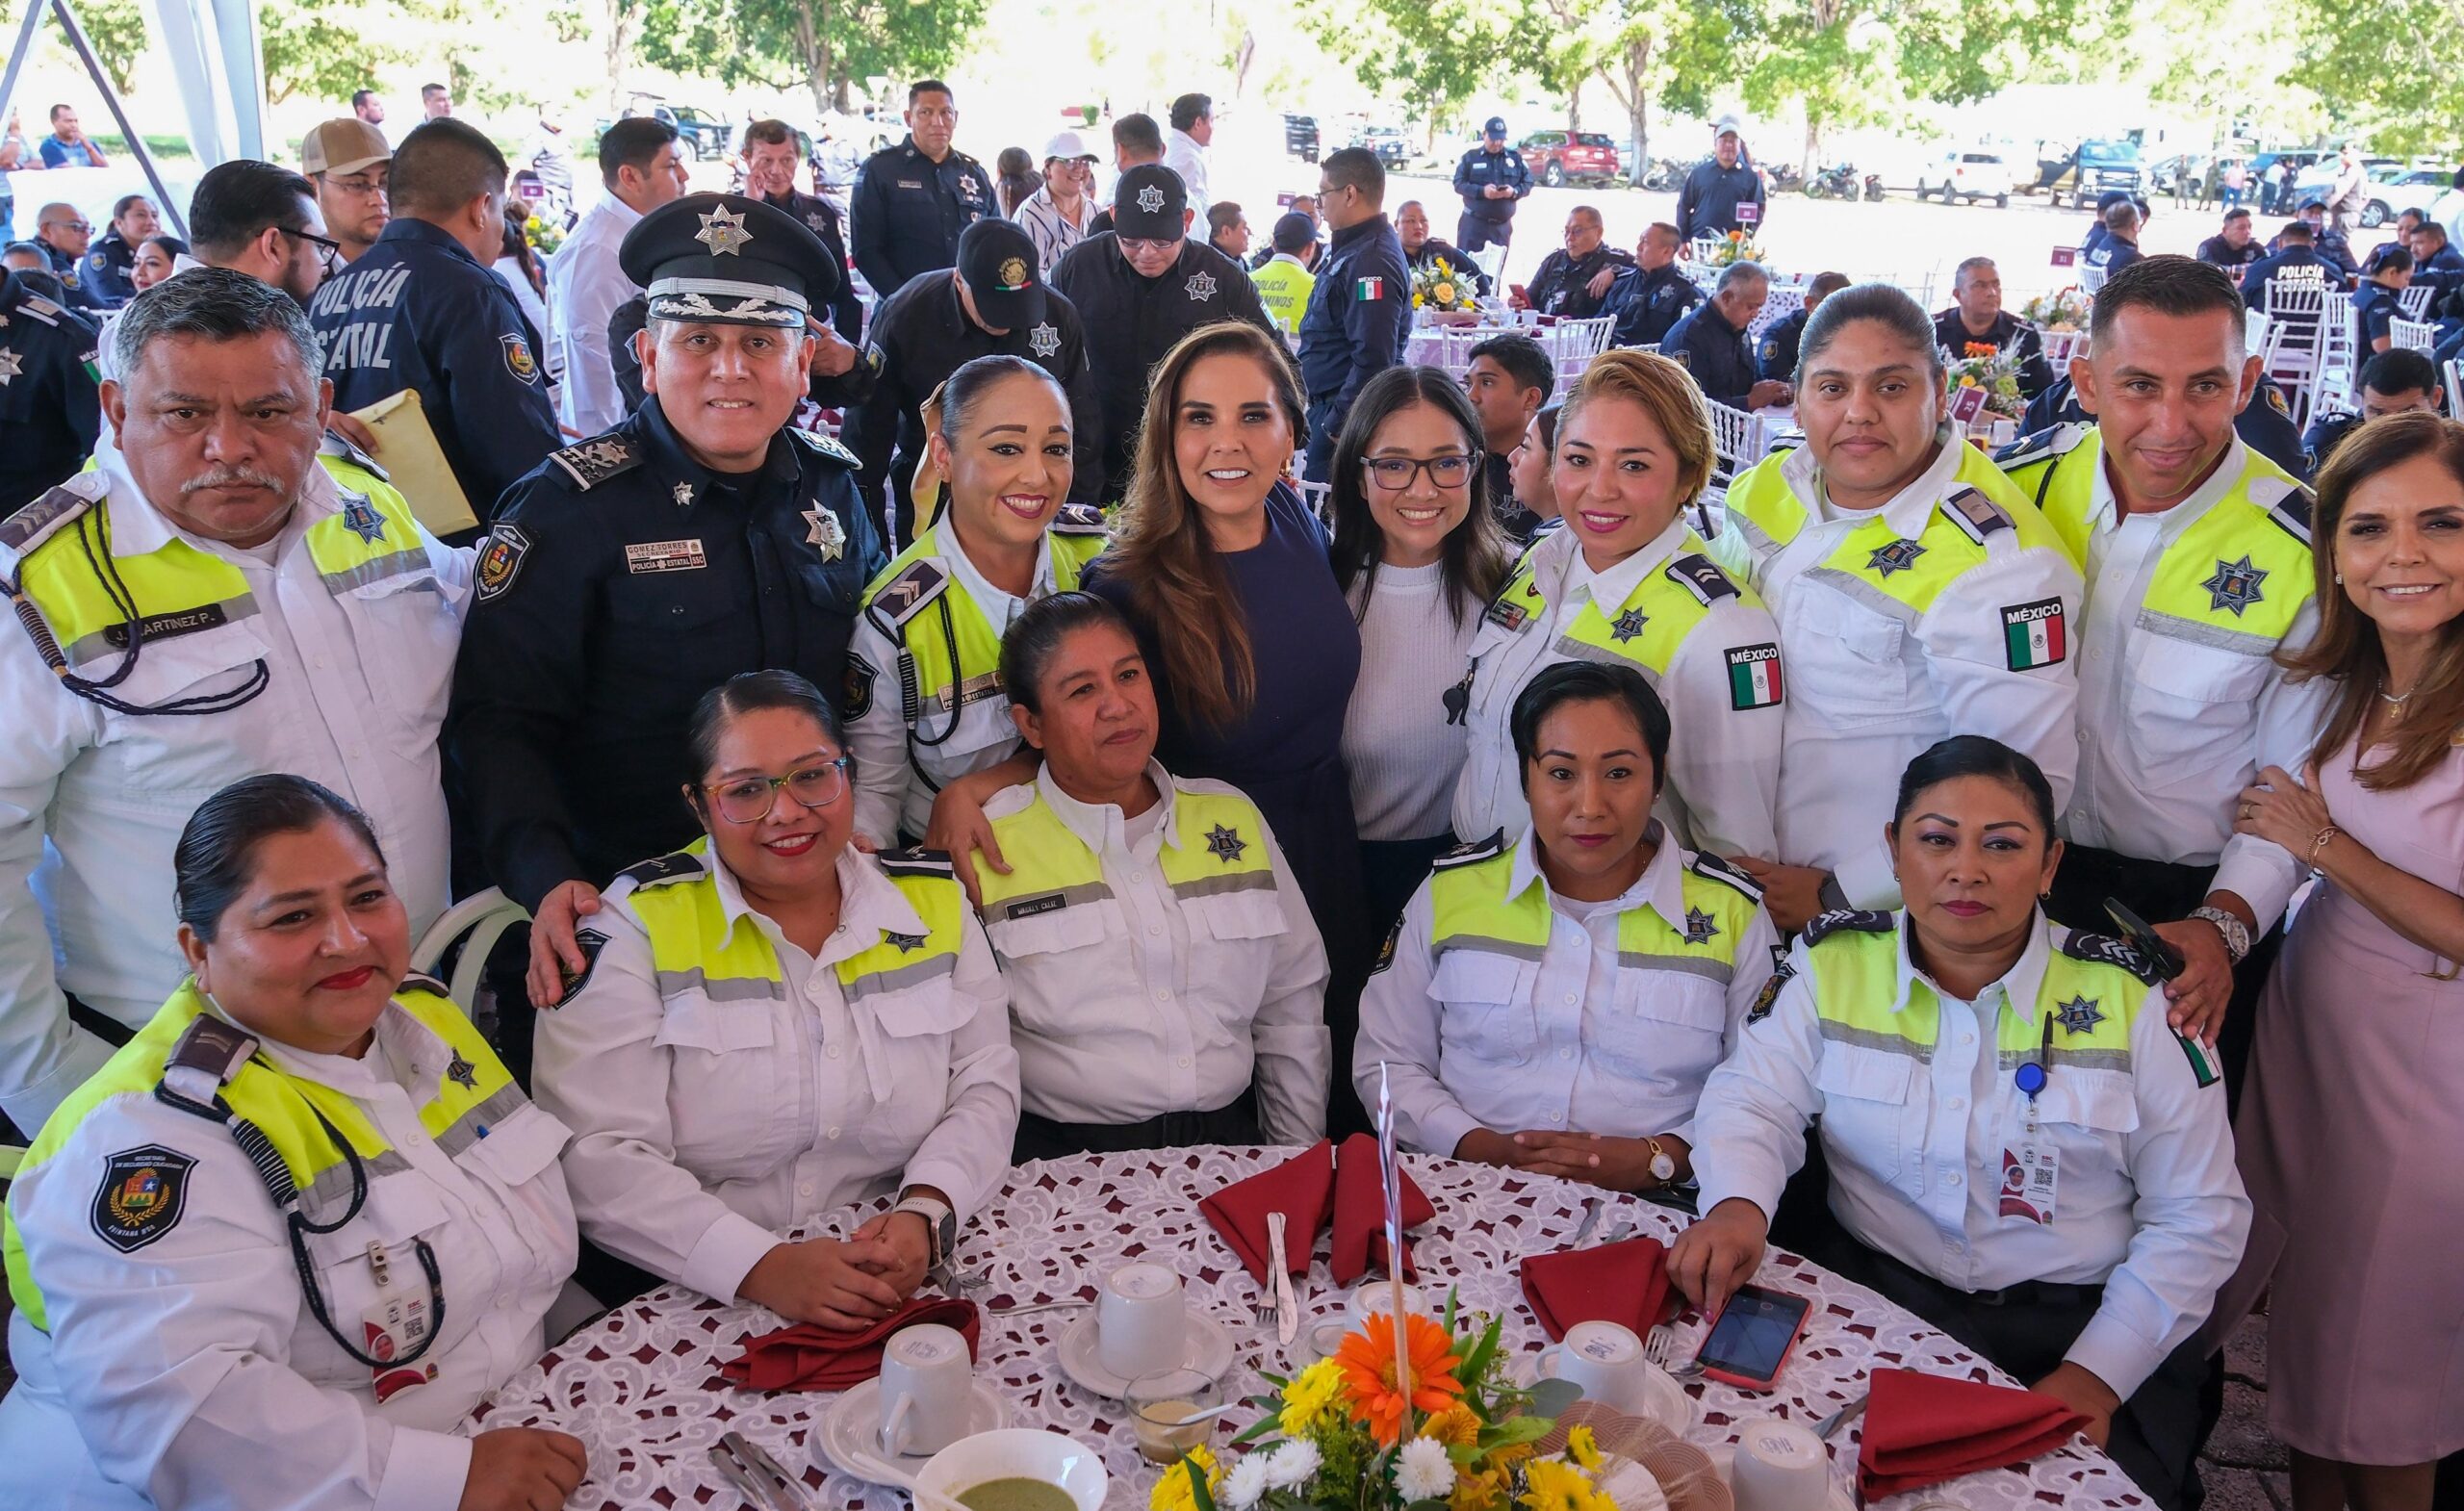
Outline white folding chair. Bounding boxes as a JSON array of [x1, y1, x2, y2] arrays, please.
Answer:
[[2264, 281, 2331, 429], [410, 887, 532, 1016], [1697, 399, 1759, 535], [1690, 235, 1727, 265], [2391, 317, 2438, 354], [2078, 264, 2109, 295], [2035, 328, 2088, 372], [2246, 309, 2271, 357], [2447, 357, 2464, 413], [1297, 479, 1334, 526], [2400, 284, 2435, 320], [1749, 286, 1806, 346]]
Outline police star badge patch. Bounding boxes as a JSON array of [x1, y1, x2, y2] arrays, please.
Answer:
[[91, 1144, 195, 1253], [1204, 823, 1248, 862], [339, 492, 387, 545], [805, 504, 847, 560], [884, 930, 928, 954], [2054, 995, 2106, 1037], [446, 1052, 477, 1090], [1867, 537, 1927, 577], [0, 346, 22, 386], [695, 203, 754, 256], [1608, 607, 1649, 643], [1185, 269, 1219, 302], [1137, 184, 1168, 214], [2202, 554, 2268, 616], [1029, 323, 1062, 359], [1682, 907, 1721, 945]]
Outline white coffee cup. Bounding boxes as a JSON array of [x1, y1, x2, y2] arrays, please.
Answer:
[[1535, 1319, 1651, 1412], [1731, 1417, 1829, 1511], [1096, 1262, 1187, 1380], [879, 1322, 974, 1458], [1346, 1280, 1425, 1327]]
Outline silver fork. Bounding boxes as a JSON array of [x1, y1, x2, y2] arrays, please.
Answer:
[[1643, 1325, 1706, 1380], [1259, 1212, 1290, 1329]]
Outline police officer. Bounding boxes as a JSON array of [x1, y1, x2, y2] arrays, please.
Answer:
[[1053, 165, 1276, 499], [2086, 200, 2143, 273], [1450, 118, 1532, 260], [1398, 198, 1491, 296], [2349, 244, 2412, 354], [1676, 737, 2247, 1509], [2080, 189, 2131, 259], [847, 357, 1110, 847], [1933, 257, 2058, 399], [2290, 199, 2357, 282], [1995, 258, 2333, 1099], [2194, 208, 2264, 272], [1515, 206, 1633, 320], [850, 80, 996, 299], [307, 119, 561, 524], [79, 193, 157, 308], [28, 203, 107, 313], [1298, 147, 1412, 484], [847, 218, 1102, 550], [2019, 369, 2309, 481], [1755, 271, 1846, 385], [2238, 218, 2334, 312], [975, 592, 1329, 1157], [1604, 222, 1703, 349], [0, 267, 100, 516], [743, 117, 865, 342], [1250, 212, 1319, 335], [1677, 117, 1764, 242], [2403, 219, 2464, 306], [2301, 349, 2442, 474], [445, 193, 886, 1066], [1660, 262, 1790, 411], [1715, 285, 2080, 932], [0, 775, 589, 1511]]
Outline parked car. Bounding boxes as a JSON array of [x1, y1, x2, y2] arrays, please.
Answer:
[[2290, 155, 2406, 218], [1914, 149, 2023, 207], [2375, 167, 2453, 225], [1518, 129, 1621, 188], [599, 98, 733, 161], [2147, 152, 2211, 196], [1356, 125, 1410, 168], [1284, 113, 1320, 164], [2067, 140, 2143, 207]]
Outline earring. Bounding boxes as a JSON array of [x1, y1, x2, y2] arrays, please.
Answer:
[[2334, 572, 2345, 584]]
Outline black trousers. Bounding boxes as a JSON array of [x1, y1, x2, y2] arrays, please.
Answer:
[[1808, 1228, 2215, 1511], [1012, 1088, 1262, 1163]]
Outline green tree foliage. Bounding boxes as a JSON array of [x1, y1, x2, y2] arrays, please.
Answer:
[[1509, 0, 1745, 163], [2284, 0, 2461, 154], [636, 0, 989, 114], [65, 0, 149, 96], [1296, 0, 1522, 141], [257, 0, 403, 106]]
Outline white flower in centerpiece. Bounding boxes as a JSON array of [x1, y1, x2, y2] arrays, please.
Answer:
[[1265, 1439, 1322, 1490], [1220, 1454, 1271, 1510], [1395, 1437, 1457, 1500]]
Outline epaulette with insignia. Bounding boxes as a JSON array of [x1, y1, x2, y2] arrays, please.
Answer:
[[1051, 500, 1109, 535], [1802, 908, 1893, 946], [548, 436, 642, 491], [2249, 474, 2314, 548], [165, 1014, 260, 1085], [320, 430, 392, 482], [1663, 552, 1740, 605], [790, 427, 860, 468], [877, 846, 956, 878], [15, 292, 65, 326], [1938, 486, 2015, 546], [397, 969, 452, 1000], [1432, 829, 1508, 870], [870, 558, 950, 629], [2059, 928, 2166, 986], [617, 851, 706, 887], [1991, 422, 2086, 471], [1686, 851, 1764, 901], [0, 473, 105, 566]]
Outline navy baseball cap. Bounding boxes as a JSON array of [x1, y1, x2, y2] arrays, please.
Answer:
[[1114, 165, 1189, 242], [956, 218, 1047, 330], [1271, 212, 1315, 253], [1483, 116, 1508, 138], [620, 192, 840, 326]]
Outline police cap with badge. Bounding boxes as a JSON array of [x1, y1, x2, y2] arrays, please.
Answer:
[[1112, 164, 1190, 243], [955, 218, 1048, 331], [619, 191, 844, 330]]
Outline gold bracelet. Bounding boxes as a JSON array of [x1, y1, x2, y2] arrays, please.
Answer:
[[2308, 824, 2341, 862]]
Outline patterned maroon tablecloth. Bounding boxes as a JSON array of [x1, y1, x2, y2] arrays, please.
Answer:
[[469, 1146, 2146, 1509]]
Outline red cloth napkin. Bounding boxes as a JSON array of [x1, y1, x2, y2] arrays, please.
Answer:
[[1329, 1132, 1436, 1287], [1518, 1234, 1676, 1342], [1200, 1140, 1335, 1285], [1856, 1368, 2092, 1499], [716, 1296, 982, 1393]]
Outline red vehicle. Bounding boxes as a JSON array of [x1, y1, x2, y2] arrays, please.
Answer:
[[1519, 129, 1622, 188]]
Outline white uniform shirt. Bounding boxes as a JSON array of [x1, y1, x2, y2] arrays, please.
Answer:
[[1162, 130, 1212, 217], [0, 1003, 578, 1511], [1360, 828, 1778, 1159], [2064, 439, 2327, 930], [979, 764, 1331, 1143], [546, 192, 644, 439], [1014, 186, 1092, 274], [1736, 441, 2082, 908], [846, 525, 1063, 846], [0, 457, 469, 1132], [1451, 518, 1784, 859], [1692, 917, 2249, 1401], [532, 847, 1019, 1303]]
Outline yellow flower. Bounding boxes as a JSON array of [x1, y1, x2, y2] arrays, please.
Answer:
[[1450, 1465, 1503, 1511], [1435, 281, 1457, 305], [1280, 1358, 1346, 1437], [1959, 374, 1978, 387], [1425, 1403, 1482, 1447], [1566, 1424, 1601, 1472], [1150, 1445, 1221, 1511], [1519, 1458, 1588, 1511]]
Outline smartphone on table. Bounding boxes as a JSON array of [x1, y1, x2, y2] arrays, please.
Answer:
[[1693, 1282, 1812, 1391]]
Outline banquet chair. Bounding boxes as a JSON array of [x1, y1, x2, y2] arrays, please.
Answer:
[[2392, 318, 2438, 354], [1297, 479, 1334, 526], [2449, 358, 2464, 417], [1699, 398, 1760, 528], [1690, 235, 1727, 264], [2400, 284, 2435, 320], [2036, 328, 2089, 372], [1542, 318, 1614, 383], [2264, 282, 2331, 429], [2078, 265, 2109, 295], [410, 886, 532, 1016]]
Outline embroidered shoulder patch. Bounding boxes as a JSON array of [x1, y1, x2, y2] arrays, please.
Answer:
[[553, 928, 609, 1008], [844, 654, 877, 721], [1802, 908, 1894, 945], [617, 851, 706, 887], [548, 437, 641, 491], [1663, 552, 1740, 605], [2059, 929, 2165, 986], [91, 1145, 196, 1253], [2001, 597, 2067, 670], [791, 428, 861, 468], [1726, 642, 1784, 709], [474, 524, 531, 602], [1432, 829, 1507, 870]]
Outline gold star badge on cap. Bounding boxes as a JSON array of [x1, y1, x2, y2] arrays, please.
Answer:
[[695, 204, 754, 256]]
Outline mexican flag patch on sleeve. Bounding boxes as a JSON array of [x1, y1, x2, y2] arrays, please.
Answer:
[[1726, 643, 1784, 709], [2001, 597, 2067, 670], [2175, 1031, 2221, 1088], [1356, 276, 1385, 300]]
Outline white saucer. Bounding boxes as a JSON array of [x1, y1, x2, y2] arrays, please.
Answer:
[[810, 1375, 1009, 1489], [1513, 1349, 1698, 1432], [1701, 1445, 1855, 1511], [1055, 1311, 1239, 1399]]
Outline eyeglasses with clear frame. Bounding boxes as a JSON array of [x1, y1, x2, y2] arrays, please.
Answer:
[[697, 756, 851, 825]]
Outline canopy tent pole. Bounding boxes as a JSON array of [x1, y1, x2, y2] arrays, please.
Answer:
[[0, 0, 194, 238]]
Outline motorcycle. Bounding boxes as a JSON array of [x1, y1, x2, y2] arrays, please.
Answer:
[[1767, 162, 1804, 192], [1862, 172, 1886, 201], [1805, 162, 1858, 199], [1641, 157, 1685, 192]]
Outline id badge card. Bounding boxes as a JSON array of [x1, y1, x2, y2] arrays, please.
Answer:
[[363, 1276, 437, 1402], [1998, 1140, 2060, 1225]]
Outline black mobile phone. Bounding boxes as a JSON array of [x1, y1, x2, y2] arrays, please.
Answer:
[[1693, 1283, 1812, 1391]]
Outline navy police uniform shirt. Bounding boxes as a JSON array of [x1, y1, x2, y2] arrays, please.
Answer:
[[849, 136, 996, 298], [1055, 233, 1278, 499], [1676, 160, 1763, 241], [2196, 235, 2265, 271], [2086, 237, 2143, 274], [1408, 239, 1492, 296], [2239, 245, 2334, 311], [306, 218, 561, 520], [2351, 280, 2405, 349], [1451, 144, 1532, 249], [2409, 243, 2464, 303], [444, 398, 885, 909], [754, 187, 865, 343], [2302, 409, 2364, 474], [1296, 213, 1411, 476], [2311, 226, 2359, 281], [78, 229, 138, 308], [1930, 308, 2058, 400], [1606, 262, 1703, 349], [0, 271, 101, 517], [1659, 297, 1760, 409], [2019, 373, 2310, 481], [1523, 244, 1634, 320], [34, 240, 107, 314], [1755, 306, 1812, 384]]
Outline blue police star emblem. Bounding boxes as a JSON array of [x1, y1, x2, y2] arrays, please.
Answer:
[[2201, 554, 2268, 616], [2054, 995, 2106, 1037], [1137, 184, 1168, 214], [1867, 537, 1927, 577], [339, 492, 387, 545], [695, 204, 754, 256], [1683, 907, 1720, 945], [1205, 824, 1248, 862], [1609, 608, 1649, 643]]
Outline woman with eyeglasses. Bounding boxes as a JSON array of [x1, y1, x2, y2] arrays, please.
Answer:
[[533, 671, 1019, 1315]]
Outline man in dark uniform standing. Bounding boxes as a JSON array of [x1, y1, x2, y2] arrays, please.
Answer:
[[0, 268, 100, 517], [1660, 262, 1789, 411], [1054, 166, 1277, 499], [1514, 206, 1633, 319], [446, 192, 885, 1071], [1932, 256, 2058, 399], [306, 118, 560, 524], [742, 117, 864, 343], [1450, 117, 1530, 259], [1298, 147, 1411, 482], [2196, 208, 2264, 272], [850, 80, 996, 299], [1397, 199, 1490, 295], [848, 218, 1103, 547], [1604, 221, 1702, 347], [1677, 117, 1763, 242]]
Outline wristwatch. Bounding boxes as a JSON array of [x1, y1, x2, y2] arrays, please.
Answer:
[[890, 1195, 956, 1270], [1644, 1137, 1678, 1186], [2189, 906, 2252, 965]]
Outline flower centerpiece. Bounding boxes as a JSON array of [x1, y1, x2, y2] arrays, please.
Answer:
[[1412, 258, 1478, 316], [1944, 340, 2028, 422], [2019, 287, 2089, 331], [1705, 228, 1768, 269], [1153, 1293, 1619, 1511], [522, 204, 567, 259]]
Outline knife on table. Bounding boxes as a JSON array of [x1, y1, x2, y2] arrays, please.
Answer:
[[1266, 1210, 1298, 1347]]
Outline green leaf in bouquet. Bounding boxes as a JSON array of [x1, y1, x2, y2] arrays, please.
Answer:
[[1527, 1377, 1583, 1419], [1455, 1312, 1503, 1386]]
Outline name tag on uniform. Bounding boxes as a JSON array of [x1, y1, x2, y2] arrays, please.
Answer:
[[626, 539, 708, 574], [897, 179, 925, 190], [363, 1282, 436, 1401], [1998, 1141, 2060, 1224]]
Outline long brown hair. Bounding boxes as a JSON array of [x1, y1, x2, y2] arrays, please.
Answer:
[[2283, 408, 2464, 790], [1327, 365, 1510, 626], [1107, 321, 1307, 730]]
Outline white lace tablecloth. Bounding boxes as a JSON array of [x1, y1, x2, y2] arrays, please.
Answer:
[[470, 1147, 2148, 1510]]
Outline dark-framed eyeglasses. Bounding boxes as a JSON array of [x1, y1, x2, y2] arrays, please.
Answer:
[[279, 224, 346, 258], [1364, 453, 1476, 491], [699, 756, 851, 825]]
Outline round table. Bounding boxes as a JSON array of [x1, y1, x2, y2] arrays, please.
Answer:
[[469, 1147, 2150, 1510]]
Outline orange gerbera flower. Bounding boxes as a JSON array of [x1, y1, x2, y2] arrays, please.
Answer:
[[1333, 1312, 1465, 1446]]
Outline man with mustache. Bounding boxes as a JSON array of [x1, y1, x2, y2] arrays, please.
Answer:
[[0, 269, 472, 1134]]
